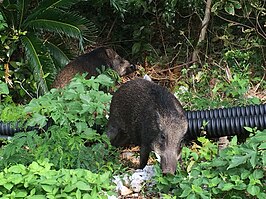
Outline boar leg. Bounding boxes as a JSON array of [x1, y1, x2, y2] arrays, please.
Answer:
[[139, 145, 151, 169]]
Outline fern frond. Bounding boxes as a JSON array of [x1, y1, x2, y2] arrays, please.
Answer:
[[21, 34, 54, 95], [45, 41, 70, 69]]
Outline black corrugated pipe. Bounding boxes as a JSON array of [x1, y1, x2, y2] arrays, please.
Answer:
[[186, 104, 266, 140], [0, 121, 49, 138], [0, 104, 266, 139], [187, 114, 266, 140], [186, 104, 266, 120]]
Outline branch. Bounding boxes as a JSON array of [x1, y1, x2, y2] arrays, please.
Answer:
[[192, 0, 212, 63]]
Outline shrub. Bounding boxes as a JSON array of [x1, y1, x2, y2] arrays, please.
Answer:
[[0, 159, 116, 198], [0, 74, 119, 172], [154, 128, 266, 199]]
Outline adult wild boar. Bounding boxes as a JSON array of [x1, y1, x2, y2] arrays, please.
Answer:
[[51, 47, 136, 88], [107, 78, 188, 174]]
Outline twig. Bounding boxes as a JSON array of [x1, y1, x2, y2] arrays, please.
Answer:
[[160, 60, 195, 73]]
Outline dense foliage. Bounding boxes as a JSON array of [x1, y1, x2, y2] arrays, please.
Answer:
[[0, 0, 265, 198], [0, 0, 97, 101], [0, 74, 119, 172], [1, 0, 264, 107], [0, 159, 115, 198], [154, 129, 266, 199]]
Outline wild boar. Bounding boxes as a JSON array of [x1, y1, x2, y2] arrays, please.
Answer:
[[107, 78, 188, 174], [51, 47, 136, 88]]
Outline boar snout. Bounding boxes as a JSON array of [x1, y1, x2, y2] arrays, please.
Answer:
[[160, 151, 179, 175]]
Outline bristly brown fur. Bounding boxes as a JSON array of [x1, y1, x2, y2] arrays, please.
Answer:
[[51, 47, 136, 88]]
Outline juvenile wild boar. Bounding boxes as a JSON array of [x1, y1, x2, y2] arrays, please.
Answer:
[[51, 47, 136, 88], [107, 78, 188, 174]]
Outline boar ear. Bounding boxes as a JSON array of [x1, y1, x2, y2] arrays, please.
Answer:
[[105, 48, 116, 59], [155, 111, 164, 131]]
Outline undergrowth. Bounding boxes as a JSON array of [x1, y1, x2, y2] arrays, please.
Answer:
[[0, 74, 120, 172], [154, 128, 266, 199], [0, 159, 116, 198]]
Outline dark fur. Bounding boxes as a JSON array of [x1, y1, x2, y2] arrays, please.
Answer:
[[51, 47, 136, 88], [107, 78, 188, 174]]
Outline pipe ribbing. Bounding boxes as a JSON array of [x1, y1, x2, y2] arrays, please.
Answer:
[[0, 104, 266, 139]]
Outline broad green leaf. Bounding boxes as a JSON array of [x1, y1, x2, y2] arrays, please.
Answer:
[[258, 192, 266, 199], [15, 190, 27, 197], [221, 183, 234, 191], [209, 177, 221, 187], [0, 81, 9, 94], [7, 174, 23, 185], [180, 188, 191, 197], [187, 193, 197, 199], [75, 181, 91, 191], [3, 183, 13, 190], [225, 3, 235, 15], [230, 0, 242, 9], [192, 184, 203, 194], [227, 156, 247, 169], [27, 113, 47, 128], [247, 185, 260, 196], [41, 179, 58, 185], [8, 164, 26, 174], [252, 170, 264, 180], [64, 185, 76, 193], [249, 151, 257, 168]]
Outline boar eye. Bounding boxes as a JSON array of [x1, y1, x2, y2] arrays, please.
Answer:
[[160, 133, 166, 140]]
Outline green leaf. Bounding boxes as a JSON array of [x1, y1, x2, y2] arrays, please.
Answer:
[[0, 81, 9, 94], [209, 177, 221, 187], [230, 136, 238, 145], [27, 113, 47, 128], [252, 170, 264, 180], [259, 142, 266, 150], [3, 183, 13, 190], [20, 34, 48, 94], [15, 190, 28, 197], [247, 185, 260, 196], [225, 3, 235, 15], [249, 150, 257, 168], [27, 195, 46, 199], [227, 156, 247, 169], [7, 164, 26, 174], [262, 151, 266, 166], [240, 170, 251, 180], [75, 181, 91, 191], [192, 184, 203, 194], [230, 0, 241, 9], [76, 189, 81, 199], [187, 193, 197, 199], [244, 127, 254, 133], [258, 192, 266, 199], [180, 188, 191, 197], [221, 183, 234, 191], [211, 2, 221, 12]]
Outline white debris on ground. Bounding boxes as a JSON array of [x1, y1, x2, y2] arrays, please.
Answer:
[[110, 165, 156, 198]]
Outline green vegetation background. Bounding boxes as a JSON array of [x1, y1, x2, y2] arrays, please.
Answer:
[[0, 0, 265, 198]]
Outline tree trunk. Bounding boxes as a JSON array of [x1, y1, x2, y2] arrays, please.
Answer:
[[192, 0, 212, 63]]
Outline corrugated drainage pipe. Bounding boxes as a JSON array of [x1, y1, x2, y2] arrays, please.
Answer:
[[0, 104, 266, 139], [186, 104, 266, 139]]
